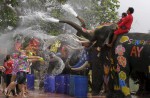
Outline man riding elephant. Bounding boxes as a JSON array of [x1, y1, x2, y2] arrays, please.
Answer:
[[107, 7, 134, 47]]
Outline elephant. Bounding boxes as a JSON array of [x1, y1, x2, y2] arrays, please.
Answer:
[[59, 19, 150, 97], [59, 20, 105, 95]]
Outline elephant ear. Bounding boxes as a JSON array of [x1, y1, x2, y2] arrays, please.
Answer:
[[103, 24, 117, 46]]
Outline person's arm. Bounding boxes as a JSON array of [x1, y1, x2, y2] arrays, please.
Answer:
[[28, 56, 44, 62], [4, 62, 9, 69], [119, 16, 129, 27], [0, 66, 4, 70], [27, 56, 41, 59]]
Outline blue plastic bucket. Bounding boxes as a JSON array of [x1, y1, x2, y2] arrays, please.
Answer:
[[69, 75, 75, 96], [69, 75, 88, 98], [55, 75, 66, 94], [44, 75, 55, 93], [27, 74, 34, 90], [65, 75, 70, 95], [74, 76, 88, 98]]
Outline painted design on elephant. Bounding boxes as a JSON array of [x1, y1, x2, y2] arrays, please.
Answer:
[[119, 71, 126, 80], [116, 64, 120, 72], [120, 36, 129, 43], [117, 56, 127, 67], [148, 66, 150, 73], [104, 65, 110, 75], [130, 46, 143, 58], [128, 39, 150, 45], [119, 79, 126, 87], [122, 86, 130, 96], [50, 40, 61, 53], [118, 71, 130, 96], [115, 45, 125, 56], [110, 58, 114, 64], [114, 85, 120, 90]]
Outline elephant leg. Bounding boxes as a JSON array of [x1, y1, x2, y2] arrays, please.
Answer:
[[90, 49, 103, 95]]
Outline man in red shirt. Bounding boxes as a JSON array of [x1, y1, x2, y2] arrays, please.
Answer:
[[107, 7, 134, 47]]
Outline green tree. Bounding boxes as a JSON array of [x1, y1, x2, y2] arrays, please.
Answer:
[[0, 0, 19, 31], [67, 0, 120, 29]]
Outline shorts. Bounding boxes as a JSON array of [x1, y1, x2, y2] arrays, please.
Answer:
[[114, 28, 129, 35], [16, 72, 27, 84]]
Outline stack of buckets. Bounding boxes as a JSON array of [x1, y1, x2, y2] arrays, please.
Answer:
[[26, 74, 88, 98], [44, 75, 88, 98]]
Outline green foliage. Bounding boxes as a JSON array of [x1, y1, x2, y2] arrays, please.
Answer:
[[80, 0, 120, 28], [0, 0, 19, 31]]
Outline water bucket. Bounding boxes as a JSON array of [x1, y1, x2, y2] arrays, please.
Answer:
[[69, 75, 88, 98], [55, 75, 66, 94], [74, 76, 88, 98], [44, 75, 55, 93], [69, 75, 75, 96], [65, 75, 70, 95], [27, 74, 34, 90]]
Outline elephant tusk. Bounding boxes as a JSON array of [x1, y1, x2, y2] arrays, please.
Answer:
[[73, 34, 90, 42], [71, 61, 89, 71]]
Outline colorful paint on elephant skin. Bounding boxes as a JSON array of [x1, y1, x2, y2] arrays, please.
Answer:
[[148, 66, 150, 73], [130, 46, 143, 58], [118, 71, 130, 96], [50, 40, 61, 53], [115, 45, 126, 56], [104, 65, 110, 75], [128, 39, 150, 45], [116, 64, 120, 72], [121, 86, 130, 96], [117, 56, 127, 67], [119, 36, 129, 43], [114, 85, 120, 90], [119, 71, 126, 81], [119, 79, 126, 87]]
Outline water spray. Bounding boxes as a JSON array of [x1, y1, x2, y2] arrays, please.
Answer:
[[62, 4, 78, 17], [35, 12, 59, 23]]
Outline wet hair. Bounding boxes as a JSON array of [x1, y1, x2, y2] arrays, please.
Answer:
[[128, 7, 134, 14], [122, 13, 127, 17], [4, 55, 11, 62]]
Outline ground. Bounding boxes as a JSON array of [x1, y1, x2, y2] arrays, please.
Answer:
[[0, 90, 150, 98]]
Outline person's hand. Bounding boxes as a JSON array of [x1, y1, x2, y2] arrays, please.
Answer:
[[39, 57, 44, 62]]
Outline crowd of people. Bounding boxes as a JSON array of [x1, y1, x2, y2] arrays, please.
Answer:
[[0, 50, 43, 97]]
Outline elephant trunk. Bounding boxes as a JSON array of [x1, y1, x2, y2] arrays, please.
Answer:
[[59, 20, 92, 40]]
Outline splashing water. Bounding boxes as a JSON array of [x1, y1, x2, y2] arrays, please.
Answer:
[[0, 0, 83, 86], [42, 17, 59, 23], [62, 4, 78, 17], [35, 12, 59, 23]]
